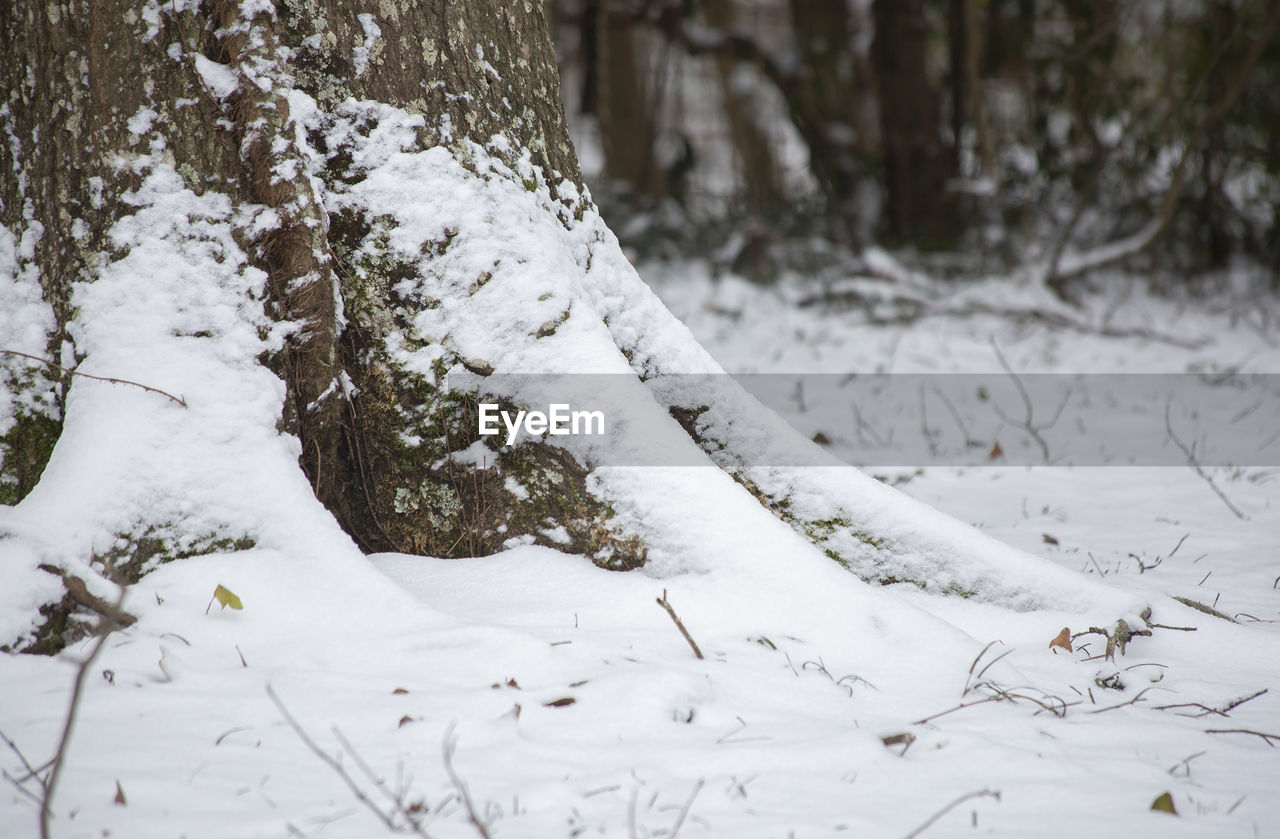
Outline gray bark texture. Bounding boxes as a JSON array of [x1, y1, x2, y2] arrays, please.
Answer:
[[2, 0, 642, 653]]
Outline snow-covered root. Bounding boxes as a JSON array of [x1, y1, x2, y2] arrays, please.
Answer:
[[572, 214, 1146, 619], [0, 161, 362, 650], [338, 112, 1145, 619]]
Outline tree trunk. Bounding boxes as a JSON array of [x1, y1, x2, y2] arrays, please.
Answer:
[[2, 0, 1137, 654], [786, 0, 865, 242], [872, 0, 957, 247], [595, 4, 662, 202]]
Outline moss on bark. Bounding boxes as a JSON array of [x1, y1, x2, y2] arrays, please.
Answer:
[[0, 409, 61, 506]]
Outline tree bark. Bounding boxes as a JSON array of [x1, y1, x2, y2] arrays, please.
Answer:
[[2, 0, 1139, 656]]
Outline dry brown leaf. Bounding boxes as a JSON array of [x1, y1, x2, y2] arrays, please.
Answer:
[[1049, 627, 1073, 653], [989, 441, 1004, 460], [114, 780, 127, 805]]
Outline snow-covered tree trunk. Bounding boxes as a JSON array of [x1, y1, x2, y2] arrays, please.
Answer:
[[1, 0, 1141, 653]]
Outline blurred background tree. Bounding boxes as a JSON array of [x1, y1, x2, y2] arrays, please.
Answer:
[[547, 0, 1280, 293]]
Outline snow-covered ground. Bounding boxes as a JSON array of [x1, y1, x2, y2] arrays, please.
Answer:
[[3, 258, 1278, 839]]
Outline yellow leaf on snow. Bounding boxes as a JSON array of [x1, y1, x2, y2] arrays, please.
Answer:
[[1150, 791, 1178, 815], [212, 584, 243, 610]]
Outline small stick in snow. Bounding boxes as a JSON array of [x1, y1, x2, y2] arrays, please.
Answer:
[[40, 590, 127, 839], [1171, 595, 1237, 623], [668, 778, 704, 839], [927, 383, 978, 451], [901, 788, 1001, 839], [1164, 402, 1246, 519], [442, 723, 494, 839], [1086, 686, 1162, 714], [1, 348, 188, 407], [1204, 728, 1280, 747], [1158, 688, 1268, 718], [988, 338, 1070, 462], [656, 590, 703, 660], [0, 728, 49, 807], [266, 684, 434, 838], [1166, 750, 1206, 777]]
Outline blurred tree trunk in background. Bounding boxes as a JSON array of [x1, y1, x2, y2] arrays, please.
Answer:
[[948, 0, 993, 176], [786, 0, 864, 243], [596, 1, 664, 203], [706, 0, 783, 221], [872, 0, 957, 247], [1197, 0, 1236, 271], [546, 0, 1279, 285], [704, 0, 783, 272]]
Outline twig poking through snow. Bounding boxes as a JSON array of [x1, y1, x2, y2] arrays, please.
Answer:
[[39, 586, 129, 839], [442, 723, 494, 839], [1164, 402, 1246, 520], [656, 590, 704, 659], [266, 684, 434, 837], [669, 779, 704, 838], [1204, 729, 1280, 747], [1, 348, 188, 407], [989, 338, 1069, 462], [1171, 595, 1237, 623], [1155, 688, 1268, 718], [901, 788, 1001, 838]]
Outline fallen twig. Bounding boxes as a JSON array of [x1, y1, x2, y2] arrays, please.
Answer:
[[1166, 751, 1206, 777], [1171, 595, 1237, 623], [1086, 686, 1161, 714], [912, 695, 1003, 726], [1, 348, 187, 407], [902, 788, 1001, 838], [1205, 728, 1280, 746], [962, 641, 1011, 697], [656, 590, 703, 660], [1155, 688, 1267, 718]]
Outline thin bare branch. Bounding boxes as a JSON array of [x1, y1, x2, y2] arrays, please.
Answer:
[[656, 590, 704, 660], [1165, 403, 1246, 519], [1205, 728, 1280, 746], [902, 788, 1001, 838], [41, 597, 126, 839], [2, 349, 187, 407], [266, 684, 433, 837], [669, 779, 704, 839], [441, 723, 493, 839]]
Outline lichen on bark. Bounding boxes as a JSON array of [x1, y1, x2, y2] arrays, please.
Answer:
[[328, 241, 644, 566]]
